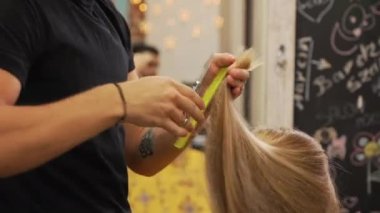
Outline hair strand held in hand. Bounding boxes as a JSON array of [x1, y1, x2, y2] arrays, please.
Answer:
[[205, 81, 340, 213]]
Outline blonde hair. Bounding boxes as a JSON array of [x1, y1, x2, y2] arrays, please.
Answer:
[[205, 81, 340, 213]]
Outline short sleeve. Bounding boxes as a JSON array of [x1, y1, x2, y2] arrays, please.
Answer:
[[0, 0, 46, 86], [118, 19, 135, 72], [123, 20, 135, 72], [125, 25, 135, 73], [116, 16, 135, 72], [104, 0, 135, 72]]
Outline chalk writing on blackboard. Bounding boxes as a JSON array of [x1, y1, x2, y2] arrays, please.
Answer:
[[295, 37, 332, 111], [372, 76, 380, 96], [312, 38, 380, 97], [357, 95, 365, 113], [350, 132, 380, 195], [297, 0, 335, 23], [311, 58, 331, 71], [295, 37, 313, 111], [314, 100, 380, 129], [356, 112, 380, 129], [346, 58, 380, 93], [330, 4, 376, 56], [296, 1, 380, 211], [315, 102, 359, 125]]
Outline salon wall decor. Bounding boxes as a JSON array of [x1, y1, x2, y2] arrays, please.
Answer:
[[295, 0, 380, 212]]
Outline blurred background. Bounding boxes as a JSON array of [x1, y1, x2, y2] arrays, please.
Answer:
[[112, 0, 380, 212]]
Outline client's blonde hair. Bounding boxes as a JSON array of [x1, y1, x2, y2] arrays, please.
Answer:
[[205, 81, 340, 213]]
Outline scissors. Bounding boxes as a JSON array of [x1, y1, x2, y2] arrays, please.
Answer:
[[174, 48, 258, 149]]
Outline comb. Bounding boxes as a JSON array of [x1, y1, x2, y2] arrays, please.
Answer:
[[174, 48, 259, 149]]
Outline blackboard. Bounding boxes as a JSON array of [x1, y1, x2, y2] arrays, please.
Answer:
[[295, 0, 380, 212]]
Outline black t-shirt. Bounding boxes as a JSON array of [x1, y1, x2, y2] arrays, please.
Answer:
[[0, 0, 134, 212]]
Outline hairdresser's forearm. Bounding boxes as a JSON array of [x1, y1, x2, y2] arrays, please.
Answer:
[[125, 124, 191, 176], [0, 84, 123, 177]]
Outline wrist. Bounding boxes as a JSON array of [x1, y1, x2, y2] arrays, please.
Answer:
[[99, 84, 125, 122], [113, 83, 127, 122]]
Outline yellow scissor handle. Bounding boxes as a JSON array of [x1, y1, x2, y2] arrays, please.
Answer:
[[173, 48, 256, 149], [173, 68, 229, 149]]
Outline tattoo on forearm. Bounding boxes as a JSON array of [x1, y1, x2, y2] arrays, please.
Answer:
[[139, 128, 154, 158]]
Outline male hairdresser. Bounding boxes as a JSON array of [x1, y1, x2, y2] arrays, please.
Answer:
[[0, 0, 249, 212]]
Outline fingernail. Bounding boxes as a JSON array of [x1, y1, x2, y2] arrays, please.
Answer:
[[198, 103, 205, 110], [180, 131, 188, 137]]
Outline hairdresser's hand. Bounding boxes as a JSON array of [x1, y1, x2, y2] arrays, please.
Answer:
[[120, 76, 205, 136], [203, 53, 250, 99]]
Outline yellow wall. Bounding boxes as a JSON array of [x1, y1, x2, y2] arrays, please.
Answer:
[[128, 149, 212, 213]]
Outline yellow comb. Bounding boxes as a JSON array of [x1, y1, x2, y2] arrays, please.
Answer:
[[174, 48, 256, 149]]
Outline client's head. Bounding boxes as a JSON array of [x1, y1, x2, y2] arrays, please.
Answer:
[[252, 128, 340, 213], [205, 81, 340, 213]]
